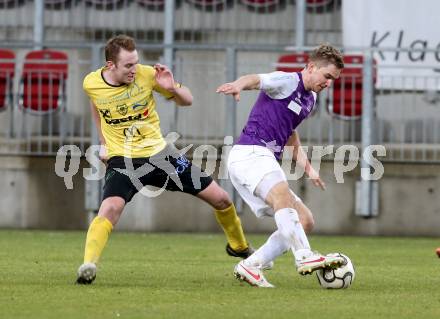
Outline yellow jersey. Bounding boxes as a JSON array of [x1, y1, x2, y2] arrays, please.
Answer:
[[83, 64, 175, 158]]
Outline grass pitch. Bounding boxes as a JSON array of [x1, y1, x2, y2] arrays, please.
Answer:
[[1, 230, 440, 319]]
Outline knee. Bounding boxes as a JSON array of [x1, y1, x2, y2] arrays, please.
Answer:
[[105, 202, 122, 215], [212, 190, 232, 210], [278, 211, 314, 236], [99, 198, 124, 224]]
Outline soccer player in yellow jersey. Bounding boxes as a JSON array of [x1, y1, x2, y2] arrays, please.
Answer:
[[76, 35, 253, 284]]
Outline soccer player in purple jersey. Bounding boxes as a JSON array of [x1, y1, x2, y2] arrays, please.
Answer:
[[216, 44, 345, 288]]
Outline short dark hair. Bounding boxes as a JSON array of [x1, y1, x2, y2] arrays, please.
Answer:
[[105, 35, 136, 64], [309, 43, 344, 69]]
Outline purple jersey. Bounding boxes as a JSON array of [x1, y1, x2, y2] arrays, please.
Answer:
[[236, 71, 316, 159]]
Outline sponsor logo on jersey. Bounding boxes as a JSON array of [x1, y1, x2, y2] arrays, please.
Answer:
[[175, 156, 190, 174], [123, 125, 145, 142], [287, 100, 302, 115], [131, 98, 148, 111], [116, 104, 128, 116], [99, 108, 112, 119], [104, 113, 143, 125]]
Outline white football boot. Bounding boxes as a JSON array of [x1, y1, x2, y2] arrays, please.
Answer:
[[76, 262, 97, 284], [233, 260, 274, 288], [296, 252, 344, 275]]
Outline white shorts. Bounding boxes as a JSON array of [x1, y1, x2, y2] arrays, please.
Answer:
[[227, 145, 301, 218]]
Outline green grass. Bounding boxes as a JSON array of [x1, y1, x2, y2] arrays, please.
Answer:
[[1, 231, 440, 319]]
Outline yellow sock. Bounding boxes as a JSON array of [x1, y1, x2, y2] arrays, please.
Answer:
[[214, 203, 248, 251], [83, 216, 113, 264]]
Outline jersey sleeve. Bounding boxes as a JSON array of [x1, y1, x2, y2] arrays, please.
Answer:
[[153, 81, 182, 100], [82, 73, 93, 98], [258, 71, 299, 99]]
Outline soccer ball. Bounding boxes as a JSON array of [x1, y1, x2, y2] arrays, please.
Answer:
[[316, 253, 355, 289]]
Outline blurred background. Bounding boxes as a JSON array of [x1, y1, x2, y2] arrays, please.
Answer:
[[0, 0, 439, 236]]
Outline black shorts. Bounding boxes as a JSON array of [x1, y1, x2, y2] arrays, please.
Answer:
[[102, 145, 213, 203]]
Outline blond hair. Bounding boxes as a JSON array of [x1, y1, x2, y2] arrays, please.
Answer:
[[309, 43, 344, 69]]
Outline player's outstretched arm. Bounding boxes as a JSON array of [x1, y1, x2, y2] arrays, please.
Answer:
[[154, 63, 193, 106], [216, 74, 260, 101]]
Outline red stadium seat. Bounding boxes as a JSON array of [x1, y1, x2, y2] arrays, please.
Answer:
[[306, 0, 336, 13], [330, 55, 377, 120], [0, 49, 15, 112], [84, 0, 130, 10], [19, 50, 68, 114], [185, 0, 230, 11], [276, 52, 308, 73], [240, 0, 286, 13], [136, 0, 182, 10]]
